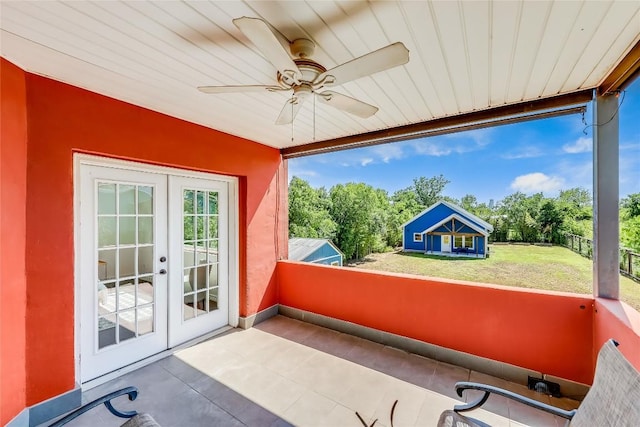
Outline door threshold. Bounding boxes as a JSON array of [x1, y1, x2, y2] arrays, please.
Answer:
[[81, 325, 234, 390]]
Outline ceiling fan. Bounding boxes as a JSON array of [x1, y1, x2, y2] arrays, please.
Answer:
[[198, 17, 410, 125]]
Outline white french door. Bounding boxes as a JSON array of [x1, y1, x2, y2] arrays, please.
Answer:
[[77, 158, 235, 383], [79, 164, 168, 382], [168, 176, 229, 346]]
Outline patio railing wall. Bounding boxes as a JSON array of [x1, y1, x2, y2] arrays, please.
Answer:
[[563, 233, 640, 282]]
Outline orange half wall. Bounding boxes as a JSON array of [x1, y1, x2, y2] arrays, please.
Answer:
[[278, 260, 595, 384], [594, 298, 640, 372]]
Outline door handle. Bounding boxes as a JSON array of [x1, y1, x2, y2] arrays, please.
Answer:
[[158, 269, 167, 275]]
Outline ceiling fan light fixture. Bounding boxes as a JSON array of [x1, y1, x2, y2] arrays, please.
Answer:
[[201, 17, 410, 126]]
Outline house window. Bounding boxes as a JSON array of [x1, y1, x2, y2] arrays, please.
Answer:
[[454, 236, 474, 249], [413, 233, 423, 242]]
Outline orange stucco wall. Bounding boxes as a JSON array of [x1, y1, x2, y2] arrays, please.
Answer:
[[278, 261, 595, 384], [594, 298, 640, 372], [0, 59, 29, 425], [20, 71, 285, 406]]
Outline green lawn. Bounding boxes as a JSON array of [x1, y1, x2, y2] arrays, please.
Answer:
[[349, 244, 640, 311]]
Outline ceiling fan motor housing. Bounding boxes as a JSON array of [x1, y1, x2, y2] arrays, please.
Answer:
[[278, 59, 326, 89], [290, 38, 315, 59]]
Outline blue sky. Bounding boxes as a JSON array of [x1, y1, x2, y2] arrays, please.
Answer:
[[289, 78, 640, 204]]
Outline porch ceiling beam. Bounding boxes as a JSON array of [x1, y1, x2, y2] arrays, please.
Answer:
[[598, 40, 640, 96], [281, 91, 592, 159]]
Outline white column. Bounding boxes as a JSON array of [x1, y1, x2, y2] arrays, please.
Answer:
[[592, 93, 620, 299]]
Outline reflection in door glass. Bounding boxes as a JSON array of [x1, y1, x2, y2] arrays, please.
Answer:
[[97, 181, 156, 349], [183, 189, 220, 321]]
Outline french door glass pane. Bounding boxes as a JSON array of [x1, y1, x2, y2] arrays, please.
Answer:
[[182, 188, 220, 321], [98, 184, 116, 215], [98, 217, 116, 247], [119, 185, 136, 215], [138, 217, 153, 244], [119, 217, 136, 245], [138, 187, 153, 215], [97, 181, 156, 349]]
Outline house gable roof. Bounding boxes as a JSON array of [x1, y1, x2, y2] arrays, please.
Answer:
[[288, 238, 343, 261], [420, 213, 489, 237], [401, 200, 493, 232]]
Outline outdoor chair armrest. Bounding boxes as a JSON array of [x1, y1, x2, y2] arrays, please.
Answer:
[[454, 382, 577, 420], [48, 386, 139, 426]]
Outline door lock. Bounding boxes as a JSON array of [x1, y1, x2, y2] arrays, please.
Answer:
[[159, 256, 167, 262], [159, 269, 167, 275]]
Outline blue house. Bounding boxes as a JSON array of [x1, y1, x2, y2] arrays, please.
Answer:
[[289, 238, 344, 266], [402, 200, 493, 258]]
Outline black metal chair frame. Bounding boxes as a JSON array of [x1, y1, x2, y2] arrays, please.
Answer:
[[48, 386, 139, 427], [453, 382, 577, 420]]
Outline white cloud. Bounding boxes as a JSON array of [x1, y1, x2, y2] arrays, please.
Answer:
[[410, 128, 493, 157], [510, 172, 565, 194], [563, 137, 592, 153], [444, 128, 494, 147], [501, 146, 544, 159], [288, 168, 317, 178], [411, 141, 452, 156], [360, 158, 373, 166], [372, 144, 405, 163]]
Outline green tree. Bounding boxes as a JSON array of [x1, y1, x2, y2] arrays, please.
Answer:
[[498, 192, 542, 242], [412, 175, 450, 208], [329, 183, 388, 260], [386, 189, 422, 247], [557, 188, 592, 238], [621, 193, 640, 218], [460, 194, 478, 212], [538, 199, 564, 243], [621, 216, 640, 252], [288, 176, 337, 239]]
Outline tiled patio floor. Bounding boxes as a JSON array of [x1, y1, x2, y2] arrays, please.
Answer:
[[54, 315, 579, 426]]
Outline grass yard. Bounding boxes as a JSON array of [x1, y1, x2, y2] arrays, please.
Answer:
[[349, 244, 640, 311]]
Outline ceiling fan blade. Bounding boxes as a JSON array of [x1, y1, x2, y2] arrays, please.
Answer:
[[317, 91, 379, 118], [198, 85, 284, 94], [316, 42, 409, 87], [275, 96, 307, 125], [233, 17, 301, 83]]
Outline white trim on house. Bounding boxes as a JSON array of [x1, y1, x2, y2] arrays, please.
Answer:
[[420, 213, 489, 237], [401, 200, 493, 232]]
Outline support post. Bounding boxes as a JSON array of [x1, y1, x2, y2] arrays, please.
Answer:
[[593, 93, 620, 299]]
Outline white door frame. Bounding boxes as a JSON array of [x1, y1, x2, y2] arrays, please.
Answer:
[[74, 154, 239, 385]]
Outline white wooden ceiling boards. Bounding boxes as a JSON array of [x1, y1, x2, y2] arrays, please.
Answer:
[[1, 1, 638, 150]]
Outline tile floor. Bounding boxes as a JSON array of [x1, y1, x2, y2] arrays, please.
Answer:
[[52, 315, 580, 427]]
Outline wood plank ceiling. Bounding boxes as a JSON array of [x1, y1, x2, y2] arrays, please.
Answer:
[[1, 1, 639, 150]]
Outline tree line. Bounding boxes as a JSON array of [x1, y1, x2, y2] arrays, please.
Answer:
[[289, 175, 640, 261]]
